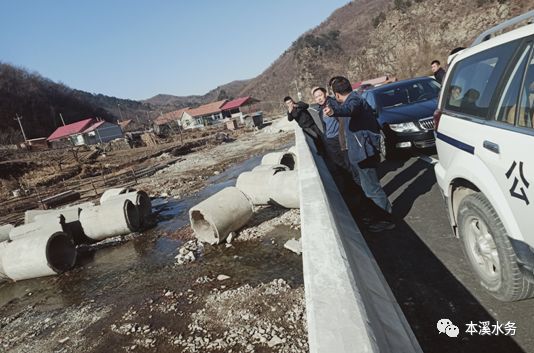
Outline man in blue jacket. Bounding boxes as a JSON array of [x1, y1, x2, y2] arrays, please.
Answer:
[[313, 86, 394, 231], [324, 76, 394, 231]]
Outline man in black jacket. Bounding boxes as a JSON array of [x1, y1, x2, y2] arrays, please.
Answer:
[[431, 60, 446, 84], [284, 96, 323, 153]]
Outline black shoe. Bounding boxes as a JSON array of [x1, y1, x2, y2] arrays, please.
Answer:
[[368, 220, 396, 232]]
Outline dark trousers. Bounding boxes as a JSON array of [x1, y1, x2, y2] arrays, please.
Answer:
[[303, 125, 325, 155], [323, 137, 392, 223]]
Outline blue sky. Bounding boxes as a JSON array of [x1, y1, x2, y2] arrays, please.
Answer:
[[0, 0, 348, 100]]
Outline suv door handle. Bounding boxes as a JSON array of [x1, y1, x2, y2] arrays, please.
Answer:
[[483, 140, 500, 154]]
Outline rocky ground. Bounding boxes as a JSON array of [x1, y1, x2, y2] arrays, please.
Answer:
[[0, 120, 307, 353], [137, 127, 295, 200]]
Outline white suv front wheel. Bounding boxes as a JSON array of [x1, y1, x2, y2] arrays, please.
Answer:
[[457, 193, 534, 301]]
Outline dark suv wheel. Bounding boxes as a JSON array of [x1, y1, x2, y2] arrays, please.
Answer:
[[457, 192, 534, 301]]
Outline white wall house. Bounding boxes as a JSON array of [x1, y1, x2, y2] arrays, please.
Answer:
[[181, 99, 227, 129]]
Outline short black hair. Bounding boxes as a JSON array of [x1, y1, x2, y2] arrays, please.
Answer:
[[431, 60, 441, 66], [328, 76, 345, 88], [330, 76, 352, 95], [283, 96, 293, 103], [312, 87, 327, 95]]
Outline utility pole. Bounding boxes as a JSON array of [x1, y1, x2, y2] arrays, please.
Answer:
[[59, 113, 66, 126], [14, 114, 28, 142]]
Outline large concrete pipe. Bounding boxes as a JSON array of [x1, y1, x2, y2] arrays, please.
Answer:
[[251, 164, 289, 172], [0, 241, 8, 281], [101, 191, 151, 227], [24, 201, 95, 224], [79, 199, 140, 241], [189, 187, 253, 245], [261, 152, 297, 170], [0, 224, 13, 242], [28, 206, 95, 245], [26, 208, 79, 225], [9, 216, 64, 241], [99, 187, 135, 204], [236, 170, 300, 208], [287, 146, 296, 155], [1, 230, 76, 281]]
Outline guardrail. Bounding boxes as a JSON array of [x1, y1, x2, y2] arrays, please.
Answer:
[[296, 127, 422, 353]]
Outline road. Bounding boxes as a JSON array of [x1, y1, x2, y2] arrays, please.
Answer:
[[362, 149, 534, 353]]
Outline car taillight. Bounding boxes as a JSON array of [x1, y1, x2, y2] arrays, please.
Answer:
[[433, 109, 442, 131]]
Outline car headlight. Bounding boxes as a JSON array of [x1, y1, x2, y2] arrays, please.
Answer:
[[388, 122, 420, 132]]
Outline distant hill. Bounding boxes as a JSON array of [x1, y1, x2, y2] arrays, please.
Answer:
[[143, 79, 252, 109], [0, 62, 153, 142]]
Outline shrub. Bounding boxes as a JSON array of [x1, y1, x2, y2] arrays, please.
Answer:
[[372, 12, 387, 28]]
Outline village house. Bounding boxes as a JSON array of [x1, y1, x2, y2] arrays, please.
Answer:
[[152, 107, 190, 135], [181, 100, 227, 129], [47, 118, 123, 146], [220, 96, 261, 125]]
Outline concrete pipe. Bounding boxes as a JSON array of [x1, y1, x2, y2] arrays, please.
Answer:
[[236, 170, 300, 209], [0, 241, 8, 281], [26, 207, 80, 224], [101, 191, 151, 227], [189, 187, 253, 245], [79, 199, 140, 241], [0, 224, 13, 242], [261, 152, 297, 170], [99, 187, 135, 204], [30, 207, 94, 245], [1, 230, 76, 281], [9, 216, 64, 241], [24, 201, 95, 224], [252, 164, 289, 173], [287, 146, 296, 155]]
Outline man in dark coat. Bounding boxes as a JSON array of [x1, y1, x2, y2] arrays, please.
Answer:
[[323, 77, 395, 232], [431, 60, 446, 84], [312, 86, 394, 231]]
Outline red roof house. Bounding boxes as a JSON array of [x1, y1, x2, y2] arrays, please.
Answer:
[[220, 96, 261, 124], [220, 96, 257, 111], [47, 118, 94, 141], [47, 118, 123, 145]]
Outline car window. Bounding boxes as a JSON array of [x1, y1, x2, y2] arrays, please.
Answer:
[[444, 40, 520, 118], [517, 51, 534, 129], [375, 80, 439, 109], [495, 44, 532, 124]]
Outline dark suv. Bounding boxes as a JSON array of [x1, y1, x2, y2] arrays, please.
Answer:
[[362, 77, 440, 158]]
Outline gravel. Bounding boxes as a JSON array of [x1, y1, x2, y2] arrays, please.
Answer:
[[237, 207, 301, 242], [171, 279, 308, 353]]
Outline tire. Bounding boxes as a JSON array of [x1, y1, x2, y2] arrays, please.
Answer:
[[457, 192, 534, 301], [379, 131, 397, 160]]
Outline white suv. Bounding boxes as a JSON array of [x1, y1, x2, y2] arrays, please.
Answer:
[[435, 11, 534, 301]]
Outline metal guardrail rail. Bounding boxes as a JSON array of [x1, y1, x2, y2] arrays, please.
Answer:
[[296, 127, 422, 353]]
